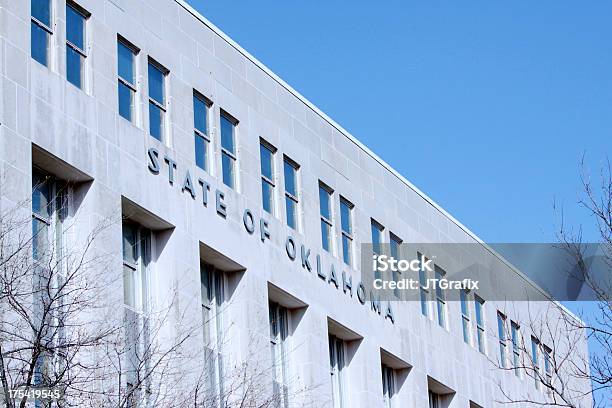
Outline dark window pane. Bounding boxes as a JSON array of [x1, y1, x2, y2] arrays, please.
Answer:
[[194, 95, 207, 134], [262, 181, 273, 213], [31, 23, 48, 66], [284, 161, 296, 196], [220, 115, 235, 153], [342, 235, 351, 265], [340, 201, 351, 234], [32, 173, 51, 217], [118, 81, 133, 121], [285, 197, 296, 229], [260, 144, 273, 180], [32, 0, 51, 26], [148, 63, 164, 104], [66, 5, 84, 51], [66, 46, 82, 88], [122, 223, 137, 264], [371, 221, 383, 254], [118, 41, 134, 84], [149, 102, 163, 140], [321, 221, 330, 252], [222, 152, 234, 189], [390, 237, 400, 259], [319, 185, 330, 219], [32, 218, 49, 261], [195, 133, 207, 170]]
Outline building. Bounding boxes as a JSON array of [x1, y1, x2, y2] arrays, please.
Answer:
[[0, 0, 591, 407]]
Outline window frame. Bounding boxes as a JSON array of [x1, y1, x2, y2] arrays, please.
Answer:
[[434, 265, 446, 328], [339, 197, 354, 266], [283, 156, 299, 230], [474, 295, 485, 353], [269, 302, 290, 408], [511, 321, 521, 377], [389, 233, 403, 300], [328, 335, 346, 408], [531, 336, 540, 389], [122, 222, 153, 314], [460, 289, 471, 344], [193, 91, 212, 171], [220, 111, 238, 189], [117, 36, 139, 123], [497, 311, 508, 368], [147, 58, 168, 141], [319, 182, 334, 254], [381, 364, 395, 408], [260, 140, 277, 215], [31, 0, 53, 66], [65, 1, 89, 90], [418, 252, 430, 317]]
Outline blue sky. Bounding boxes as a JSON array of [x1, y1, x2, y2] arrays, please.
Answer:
[[187, 1, 611, 401], [189, 0, 611, 245]]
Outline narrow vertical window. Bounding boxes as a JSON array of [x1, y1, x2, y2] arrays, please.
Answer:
[[283, 157, 299, 230], [435, 266, 446, 328], [371, 219, 384, 255], [220, 112, 237, 189], [543, 345, 552, 392], [531, 336, 540, 389], [117, 38, 138, 122], [474, 295, 485, 353], [381, 365, 395, 408], [269, 302, 289, 407], [31, 170, 67, 392], [260, 141, 276, 214], [194, 93, 210, 171], [340, 198, 353, 266], [148, 60, 167, 141], [319, 183, 333, 253], [419, 253, 429, 317], [66, 2, 88, 89], [31, 0, 52, 66], [201, 264, 225, 403], [497, 312, 507, 368], [329, 335, 346, 408], [121, 222, 152, 313], [460, 289, 470, 344], [511, 321, 521, 376], [389, 234, 402, 299]]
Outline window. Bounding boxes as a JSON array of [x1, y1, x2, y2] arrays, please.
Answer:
[[194, 92, 210, 171], [371, 219, 384, 255], [260, 141, 276, 214], [122, 220, 154, 405], [329, 335, 346, 408], [460, 289, 470, 344], [419, 253, 429, 317], [122, 222, 152, 313], [497, 312, 508, 368], [220, 112, 237, 189], [381, 365, 395, 408], [283, 157, 299, 230], [428, 391, 440, 408], [543, 345, 552, 392], [435, 266, 446, 328], [148, 59, 167, 141], [531, 336, 540, 389], [340, 198, 353, 266], [371, 220, 384, 280], [474, 295, 485, 353], [117, 38, 138, 122], [31, 170, 68, 396], [201, 263, 225, 402], [31, 0, 52, 66], [269, 302, 289, 407], [389, 234, 402, 299], [511, 321, 521, 376], [66, 2, 87, 89], [319, 183, 333, 253]]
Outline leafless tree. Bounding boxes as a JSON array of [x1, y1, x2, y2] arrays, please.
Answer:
[[495, 157, 612, 407], [0, 183, 319, 408]]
